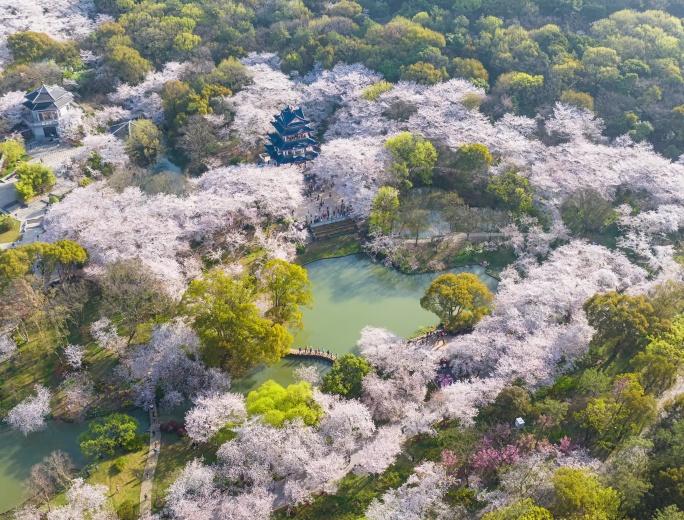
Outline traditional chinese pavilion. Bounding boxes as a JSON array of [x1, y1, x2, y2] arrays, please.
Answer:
[[261, 106, 318, 165], [22, 85, 75, 139]]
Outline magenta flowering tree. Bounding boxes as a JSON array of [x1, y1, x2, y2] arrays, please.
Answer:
[[471, 444, 522, 473]]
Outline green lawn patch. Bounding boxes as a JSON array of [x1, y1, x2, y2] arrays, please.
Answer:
[[296, 233, 363, 265], [47, 446, 147, 515], [0, 218, 21, 244], [83, 446, 147, 513], [0, 330, 61, 418]]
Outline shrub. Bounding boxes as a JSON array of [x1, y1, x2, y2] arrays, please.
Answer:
[[361, 80, 393, 101], [112, 456, 127, 472], [15, 163, 56, 202], [0, 139, 26, 172], [0, 215, 15, 233], [48, 195, 59, 204], [176, 427, 187, 438]]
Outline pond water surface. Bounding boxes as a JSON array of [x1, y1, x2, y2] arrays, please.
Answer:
[[0, 410, 149, 513], [232, 254, 498, 392]]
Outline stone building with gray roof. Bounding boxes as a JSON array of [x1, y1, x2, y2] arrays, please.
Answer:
[[22, 85, 75, 139]]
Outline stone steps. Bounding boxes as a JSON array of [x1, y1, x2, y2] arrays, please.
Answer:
[[310, 218, 357, 240]]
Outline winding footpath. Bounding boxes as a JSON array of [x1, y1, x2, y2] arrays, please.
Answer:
[[140, 404, 160, 519]]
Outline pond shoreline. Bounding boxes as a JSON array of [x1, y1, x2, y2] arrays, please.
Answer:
[[232, 255, 498, 394]]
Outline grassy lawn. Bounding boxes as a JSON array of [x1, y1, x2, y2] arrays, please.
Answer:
[[84, 446, 148, 514], [295, 233, 363, 265], [151, 433, 216, 512], [0, 330, 62, 418], [0, 219, 20, 244], [47, 446, 148, 515]]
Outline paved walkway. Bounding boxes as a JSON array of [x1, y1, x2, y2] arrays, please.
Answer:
[[140, 404, 160, 519]]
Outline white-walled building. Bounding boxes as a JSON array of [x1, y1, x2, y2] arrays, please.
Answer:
[[22, 85, 75, 139]]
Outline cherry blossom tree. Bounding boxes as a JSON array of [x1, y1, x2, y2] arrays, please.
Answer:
[[6, 384, 52, 435], [0, 0, 98, 67], [357, 326, 438, 381], [64, 344, 84, 370], [0, 333, 16, 362], [293, 364, 322, 385], [185, 391, 247, 442], [47, 478, 114, 520], [365, 462, 451, 520], [166, 459, 275, 520], [89, 318, 125, 352], [229, 59, 302, 152], [117, 320, 230, 408], [61, 373, 93, 421], [0, 91, 26, 125], [315, 392, 375, 457], [308, 136, 392, 216], [353, 425, 404, 476]]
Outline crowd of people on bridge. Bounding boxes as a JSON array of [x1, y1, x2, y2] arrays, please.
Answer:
[[296, 346, 337, 359], [407, 328, 448, 346]]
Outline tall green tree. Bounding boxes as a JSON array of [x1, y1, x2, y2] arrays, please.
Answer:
[[480, 386, 532, 424], [78, 414, 139, 457], [105, 45, 151, 85], [99, 258, 171, 347], [561, 188, 615, 234], [420, 272, 493, 330], [385, 132, 437, 188], [321, 354, 372, 398], [15, 163, 55, 202], [583, 291, 662, 356], [483, 499, 552, 520], [0, 139, 25, 172], [259, 259, 313, 330], [246, 380, 322, 427], [183, 270, 291, 376], [369, 186, 400, 235], [551, 468, 621, 519], [125, 119, 163, 167], [486, 170, 535, 216]]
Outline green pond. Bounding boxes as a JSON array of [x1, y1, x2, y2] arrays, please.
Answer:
[[232, 254, 498, 392], [0, 410, 149, 513]]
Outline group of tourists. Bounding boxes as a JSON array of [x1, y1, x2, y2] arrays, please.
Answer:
[[302, 173, 352, 225], [407, 328, 448, 346], [297, 346, 337, 359]]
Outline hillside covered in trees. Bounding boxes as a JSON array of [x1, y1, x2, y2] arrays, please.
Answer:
[[4, 0, 684, 518]]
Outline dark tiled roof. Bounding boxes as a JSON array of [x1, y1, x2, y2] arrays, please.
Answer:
[[265, 105, 319, 165], [23, 85, 74, 111], [274, 105, 306, 127], [271, 121, 314, 135]]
